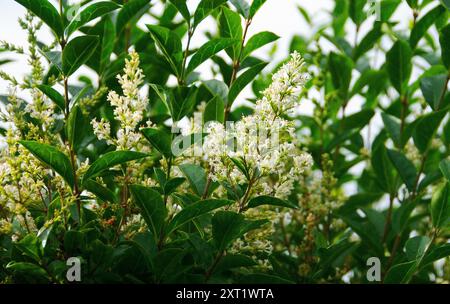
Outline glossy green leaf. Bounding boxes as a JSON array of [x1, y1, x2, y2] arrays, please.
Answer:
[[203, 95, 225, 124], [420, 73, 448, 110], [387, 149, 417, 192], [193, 0, 227, 29], [146, 24, 182, 76], [430, 182, 450, 228], [36, 85, 65, 112], [67, 105, 83, 150], [82, 151, 148, 183], [100, 16, 115, 73], [386, 40, 412, 95], [83, 179, 118, 203], [186, 38, 238, 76], [410, 5, 446, 49], [228, 61, 268, 105], [14, 0, 64, 38], [212, 211, 268, 251], [413, 109, 447, 153], [247, 195, 298, 209], [242, 31, 279, 60], [141, 128, 173, 158], [62, 35, 99, 76], [116, 0, 150, 34], [179, 163, 207, 196], [166, 199, 232, 235], [230, 0, 250, 18], [249, 0, 267, 18], [65, 1, 120, 37], [439, 24, 450, 69], [20, 141, 75, 187], [440, 159, 450, 182], [130, 185, 167, 241], [169, 0, 191, 22], [329, 52, 353, 99]]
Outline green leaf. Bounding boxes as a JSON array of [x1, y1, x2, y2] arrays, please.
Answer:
[[146, 24, 182, 76], [410, 5, 446, 49], [203, 96, 225, 124], [42, 51, 62, 72], [116, 0, 150, 34], [203, 79, 229, 104], [420, 73, 448, 110], [440, 159, 450, 182], [405, 236, 430, 261], [249, 0, 267, 18], [67, 105, 83, 150], [20, 141, 75, 187], [230, 0, 250, 18], [247, 195, 298, 209], [65, 1, 120, 37], [83, 179, 118, 203], [82, 151, 148, 183], [430, 182, 450, 228], [36, 85, 65, 112], [100, 16, 115, 73], [179, 163, 207, 196], [166, 199, 232, 235], [15, 234, 42, 262], [215, 254, 257, 273], [141, 128, 173, 158], [386, 40, 412, 95], [193, 0, 227, 29], [228, 61, 268, 106], [384, 260, 416, 284], [219, 7, 243, 61], [130, 185, 167, 241], [242, 31, 279, 60], [6, 262, 49, 283], [371, 144, 396, 193], [169, 0, 191, 23], [212, 211, 268, 251], [62, 35, 99, 76], [14, 0, 64, 38], [186, 38, 238, 76], [422, 243, 450, 266], [413, 109, 447, 153], [163, 177, 186, 195], [353, 22, 383, 60], [440, 24, 450, 69], [387, 149, 417, 192], [328, 52, 353, 99], [349, 0, 365, 26]]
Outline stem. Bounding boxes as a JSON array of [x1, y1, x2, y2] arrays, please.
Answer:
[[400, 95, 408, 138], [224, 18, 252, 121], [205, 250, 225, 282], [180, 28, 194, 84], [382, 194, 395, 242], [60, 20, 81, 220], [411, 153, 428, 200], [239, 177, 254, 212]]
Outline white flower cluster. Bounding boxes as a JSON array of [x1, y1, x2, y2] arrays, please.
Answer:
[[255, 51, 309, 119], [202, 52, 312, 198], [92, 50, 150, 150]]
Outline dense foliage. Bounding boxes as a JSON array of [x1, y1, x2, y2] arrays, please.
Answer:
[[0, 0, 449, 284]]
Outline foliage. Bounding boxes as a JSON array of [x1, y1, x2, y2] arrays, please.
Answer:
[[0, 0, 449, 284]]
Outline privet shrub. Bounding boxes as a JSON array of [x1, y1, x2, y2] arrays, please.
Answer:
[[0, 0, 449, 284]]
